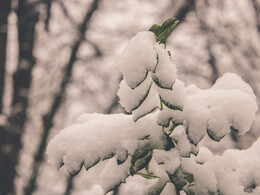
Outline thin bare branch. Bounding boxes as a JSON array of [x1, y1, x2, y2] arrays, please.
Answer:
[[44, 1, 52, 32], [174, 0, 195, 22], [58, 0, 78, 26]]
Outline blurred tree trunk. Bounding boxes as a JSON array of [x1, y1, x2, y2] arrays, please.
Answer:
[[0, 0, 12, 194], [0, 0, 39, 194], [0, 0, 10, 113], [0, 1, 12, 194]]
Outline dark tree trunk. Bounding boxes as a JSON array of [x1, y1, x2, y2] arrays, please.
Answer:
[[0, 1, 12, 194], [0, 0, 39, 194], [0, 0, 10, 113]]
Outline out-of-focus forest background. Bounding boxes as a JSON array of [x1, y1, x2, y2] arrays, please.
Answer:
[[0, 0, 259, 194]]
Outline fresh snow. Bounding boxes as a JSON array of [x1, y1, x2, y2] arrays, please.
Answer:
[[183, 73, 258, 144], [47, 30, 259, 194], [118, 31, 157, 89], [157, 79, 186, 110], [47, 114, 149, 173], [182, 137, 260, 195], [151, 43, 177, 89], [117, 75, 153, 113], [132, 83, 160, 121]]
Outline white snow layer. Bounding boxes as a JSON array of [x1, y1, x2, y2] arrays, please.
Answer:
[[170, 125, 191, 157], [156, 73, 257, 145], [157, 79, 186, 110], [132, 83, 160, 121], [117, 74, 153, 113], [181, 137, 260, 195], [153, 149, 181, 174], [47, 113, 158, 169], [118, 31, 157, 89], [118, 31, 177, 90], [117, 31, 178, 120], [151, 43, 177, 89], [46, 113, 164, 192], [183, 73, 258, 144]]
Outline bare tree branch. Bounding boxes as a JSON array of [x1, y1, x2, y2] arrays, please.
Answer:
[[104, 76, 124, 115], [174, 0, 195, 22], [64, 175, 74, 195], [58, 0, 78, 26], [206, 42, 219, 84], [194, 1, 219, 84], [86, 39, 103, 57], [44, 1, 52, 32], [251, 0, 260, 33]]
